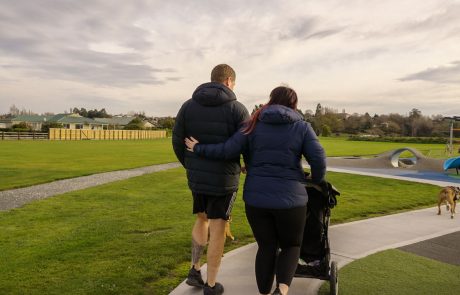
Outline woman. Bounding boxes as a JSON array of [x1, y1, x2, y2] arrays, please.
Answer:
[[185, 86, 326, 295]]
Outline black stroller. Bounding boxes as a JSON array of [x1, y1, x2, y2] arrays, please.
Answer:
[[294, 176, 340, 295]]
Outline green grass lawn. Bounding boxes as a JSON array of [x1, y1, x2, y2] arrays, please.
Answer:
[[0, 139, 176, 191], [319, 249, 460, 295], [324, 171, 440, 223], [0, 136, 449, 191], [0, 168, 441, 294]]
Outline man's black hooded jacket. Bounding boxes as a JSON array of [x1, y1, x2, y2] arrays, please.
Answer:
[[172, 82, 249, 196]]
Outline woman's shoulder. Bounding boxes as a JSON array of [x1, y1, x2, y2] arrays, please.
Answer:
[[292, 120, 317, 138], [293, 119, 312, 129]]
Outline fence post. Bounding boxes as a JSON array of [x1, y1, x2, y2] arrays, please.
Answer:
[[17, 131, 20, 140], [1, 131, 3, 140]]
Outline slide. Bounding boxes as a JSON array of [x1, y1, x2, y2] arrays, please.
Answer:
[[443, 156, 460, 171]]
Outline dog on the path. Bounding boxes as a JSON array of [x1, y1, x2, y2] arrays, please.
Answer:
[[437, 186, 460, 219]]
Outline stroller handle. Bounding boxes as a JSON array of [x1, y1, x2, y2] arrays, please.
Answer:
[[302, 177, 340, 208]]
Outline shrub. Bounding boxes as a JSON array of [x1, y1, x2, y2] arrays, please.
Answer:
[[12, 122, 31, 131], [41, 122, 63, 132], [322, 124, 332, 137]]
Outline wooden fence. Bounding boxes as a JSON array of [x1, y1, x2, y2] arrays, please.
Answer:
[[1, 131, 48, 140], [49, 128, 166, 140]]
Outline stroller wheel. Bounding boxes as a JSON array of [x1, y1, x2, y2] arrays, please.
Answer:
[[329, 261, 338, 295]]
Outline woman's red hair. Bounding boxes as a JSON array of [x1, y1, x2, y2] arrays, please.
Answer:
[[242, 86, 298, 134]]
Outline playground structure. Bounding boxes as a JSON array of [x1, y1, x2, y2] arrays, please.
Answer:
[[327, 147, 445, 172], [443, 156, 460, 174], [325, 116, 460, 174]]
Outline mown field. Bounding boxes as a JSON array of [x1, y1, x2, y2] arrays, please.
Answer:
[[0, 139, 176, 190], [0, 136, 449, 191]]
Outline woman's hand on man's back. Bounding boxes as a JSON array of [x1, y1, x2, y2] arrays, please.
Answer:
[[185, 137, 199, 152]]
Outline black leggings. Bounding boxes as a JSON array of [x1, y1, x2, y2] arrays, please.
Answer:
[[245, 204, 307, 294]]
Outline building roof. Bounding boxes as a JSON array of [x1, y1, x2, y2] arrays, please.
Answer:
[[12, 113, 105, 125], [50, 113, 100, 124], [12, 115, 53, 123], [142, 121, 154, 128], [93, 116, 135, 126], [10, 114, 156, 126]]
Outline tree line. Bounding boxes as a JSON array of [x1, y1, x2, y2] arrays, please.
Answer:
[[3, 104, 458, 138], [72, 107, 111, 118], [1, 106, 175, 131], [252, 104, 458, 139]]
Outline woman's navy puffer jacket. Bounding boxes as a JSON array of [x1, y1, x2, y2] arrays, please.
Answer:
[[194, 104, 326, 209]]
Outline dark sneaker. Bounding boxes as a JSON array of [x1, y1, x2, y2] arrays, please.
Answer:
[[186, 267, 204, 287], [203, 282, 224, 295], [272, 287, 282, 295]]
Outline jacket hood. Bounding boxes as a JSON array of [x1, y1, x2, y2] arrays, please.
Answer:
[[192, 82, 236, 106], [259, 105, 303, 124]]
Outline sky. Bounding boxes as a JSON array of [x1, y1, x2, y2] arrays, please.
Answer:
[[1, 0, 459, 117]]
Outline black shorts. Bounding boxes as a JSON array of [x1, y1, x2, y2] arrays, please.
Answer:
[[192, 192, 237, 220]]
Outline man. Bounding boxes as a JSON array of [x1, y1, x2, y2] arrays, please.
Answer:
[[172, 64, 249, 295]]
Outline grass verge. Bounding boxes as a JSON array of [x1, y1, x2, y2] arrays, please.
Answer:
[[325, 171, 440, 223], [319, 249, 460, 295]]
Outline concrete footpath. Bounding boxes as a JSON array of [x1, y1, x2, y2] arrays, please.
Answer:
[[170, 207, 460, 295], [171, 168, 460, 295]]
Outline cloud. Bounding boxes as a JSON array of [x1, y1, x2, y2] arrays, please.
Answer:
[[278, 18, 317, 40], [401, 2, 460, 33], [399, 61, 460, 84], [305, 28, 344, 40], [2, 47, 171, 86], [0, 36, 45, 57], [1, 0, 459, 116], [0, 0, 172, 87], [277, 16, 343, 41], [165, 77, 182, 82]]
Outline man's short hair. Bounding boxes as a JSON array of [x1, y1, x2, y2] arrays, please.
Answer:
[[211, 64, 236, 83]]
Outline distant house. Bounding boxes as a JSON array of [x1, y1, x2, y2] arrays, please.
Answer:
[[50, 113, 106, 130], [9, 115, 53, 131], [5, 114, 154, 131], [142, 121, 155, 129], [93, 116, 153, 129], [93, 116, 134, 129], [7, 113, 107, 131], [0, 118, 13, 129]]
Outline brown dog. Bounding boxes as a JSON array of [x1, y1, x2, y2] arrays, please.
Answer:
[[437, 186, 460, 219], [225, 216, 235, 241]]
